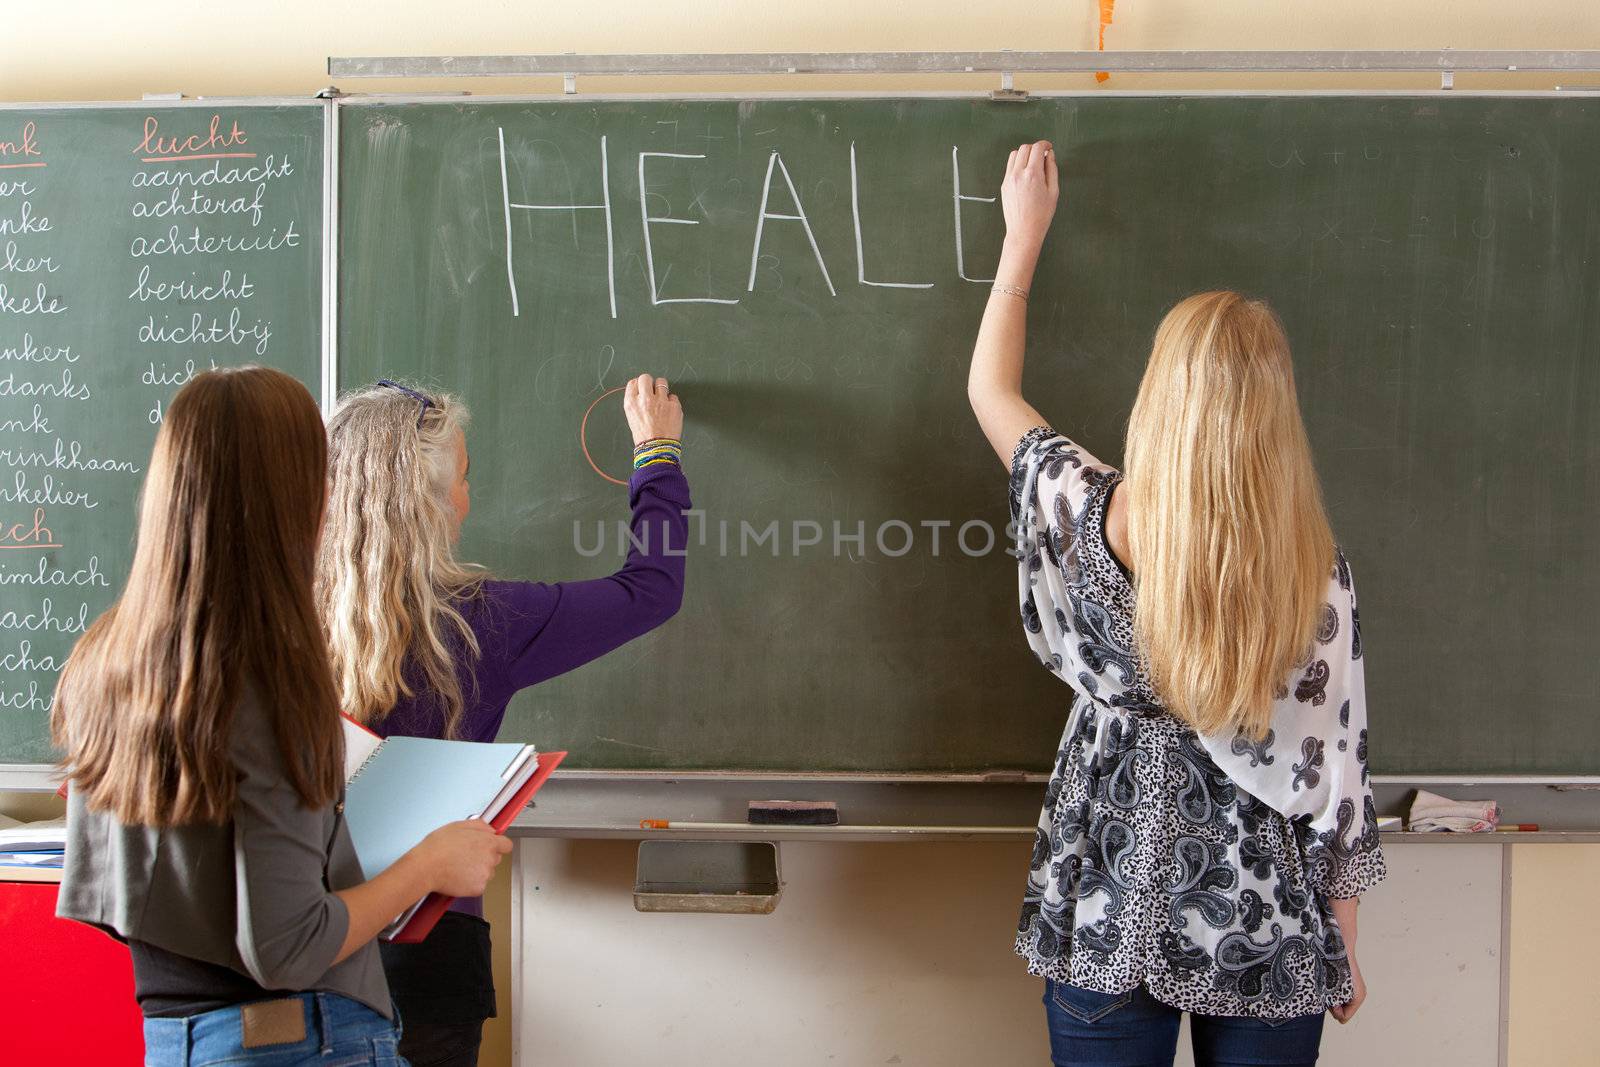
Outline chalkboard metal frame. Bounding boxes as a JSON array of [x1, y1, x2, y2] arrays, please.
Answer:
[[5, 90, 1599, 797], [327, 49, 1600, 79], [0, 95, 333, 791]]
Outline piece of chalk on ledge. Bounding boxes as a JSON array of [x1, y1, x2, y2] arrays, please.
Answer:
[[747, 800, 839, 826]]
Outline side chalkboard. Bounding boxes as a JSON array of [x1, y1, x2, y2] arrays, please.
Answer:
[[327, 95, 1591, 776], [0, 102, 324, 763]]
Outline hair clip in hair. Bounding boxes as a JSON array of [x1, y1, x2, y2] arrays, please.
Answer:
[[375, 379, 435, 428]]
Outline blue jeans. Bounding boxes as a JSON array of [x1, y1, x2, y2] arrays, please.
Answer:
[[1044, 981, 1324, 1067], [142, 992, 406, 1066]]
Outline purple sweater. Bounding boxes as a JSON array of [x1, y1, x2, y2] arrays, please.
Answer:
[[372, 462, 690, 914]]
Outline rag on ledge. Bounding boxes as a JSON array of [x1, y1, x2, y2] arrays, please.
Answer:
[[1407, 789, 1500, 832]]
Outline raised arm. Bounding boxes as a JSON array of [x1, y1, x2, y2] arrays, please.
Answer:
[[477, 375, 690, 701], [489, 462, 690, 691], [968, 140, 1059, 467]]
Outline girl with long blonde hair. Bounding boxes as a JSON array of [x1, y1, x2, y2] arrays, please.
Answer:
[[316, 373, 690, 1067], [54, 367, 510, 1066], [968, 142, 1385, 1067]]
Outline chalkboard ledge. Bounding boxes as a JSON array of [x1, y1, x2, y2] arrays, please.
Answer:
[[509, 777, 1600, 843], [0, 766, 59, 793]]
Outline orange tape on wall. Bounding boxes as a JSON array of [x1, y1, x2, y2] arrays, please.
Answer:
[[1096, 0, 1116, 83]]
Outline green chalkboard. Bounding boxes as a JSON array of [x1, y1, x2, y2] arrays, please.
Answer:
[[0, 102, 324, 763], [337, 95, 1600, 776]]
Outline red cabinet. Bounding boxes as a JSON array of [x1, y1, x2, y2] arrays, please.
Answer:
[[0, 879, 142, 1063]]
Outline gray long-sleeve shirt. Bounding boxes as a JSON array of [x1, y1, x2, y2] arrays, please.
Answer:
[[57, 685, 391, 1018]]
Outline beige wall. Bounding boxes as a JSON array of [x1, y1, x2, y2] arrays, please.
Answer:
[[1506, 846, 1600, 1067], [2, 0, 1599, 103], [512, 838, 1513, 1067], [7, 2, 1600, 1065]]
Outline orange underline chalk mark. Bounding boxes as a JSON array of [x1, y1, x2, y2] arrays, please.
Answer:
[[140, 152, 258, 163], [1095, 0, 1116, 84], [0, 162, 47, 170], [579, 385, 629, 487]]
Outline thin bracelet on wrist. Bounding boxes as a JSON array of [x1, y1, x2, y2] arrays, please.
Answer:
[[991, 283, 1029, 302]]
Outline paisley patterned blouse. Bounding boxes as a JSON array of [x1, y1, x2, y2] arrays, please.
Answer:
[[1009, 427, 1386, 1020]]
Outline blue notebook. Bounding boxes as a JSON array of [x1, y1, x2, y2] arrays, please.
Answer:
[[341, 718, 537, 883]]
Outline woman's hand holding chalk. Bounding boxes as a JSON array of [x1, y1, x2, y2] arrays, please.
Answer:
[[1000, 139, 1060, 252], [623, 373, 683, 446]]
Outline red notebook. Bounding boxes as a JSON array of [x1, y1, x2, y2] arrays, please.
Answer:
[[385, 748, 565, 944]]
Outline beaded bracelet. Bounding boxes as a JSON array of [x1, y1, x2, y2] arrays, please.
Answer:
[[633, 437, 683, 470]]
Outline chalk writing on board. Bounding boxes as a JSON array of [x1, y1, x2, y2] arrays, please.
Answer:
[[130, 155, 294, 189], [0, 121, 44, 169], [1, 509, 59, 550], [0, 642, 62, 673], [131, 182, 271, 226], [0, 403, 49, 434], [499, 127, 618, 320], [951, 146, 997, 285], [3, 240, 58, 274], [748, 150, 836, 297], [0, 283, 66, 315], [136, 115, 254, 164], [128, 223, 301, 258], [138, 311, 271, 356], [638, 153, 739, 306], [0, 198, 51, 236], [0, 554, 108, 587], [579, 385, 630, 487], [127, 112, 297, 425], [142, 358, 218, 389], [0, 598, 89, 634], [1, 109, 317, 739], [1, 334, 73, 363], [850, 143, 932, 290], [0, 683, 50, 713], [490, 129, 1023, 314], [0, 368, 89, 399], [1, 472, 98, 510], [0, 439, 140, 474], [128, 265, 255, 303]]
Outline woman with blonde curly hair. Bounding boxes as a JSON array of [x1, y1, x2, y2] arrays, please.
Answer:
[[969, 142, 1385, 1067], [316, 373, 689, 1067]]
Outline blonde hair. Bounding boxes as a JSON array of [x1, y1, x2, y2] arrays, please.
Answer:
[[53, 367, 344, 826], [316, 382, 483, 737], [1124, 291, 1335, 740]]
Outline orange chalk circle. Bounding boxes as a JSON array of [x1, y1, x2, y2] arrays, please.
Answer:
[[579, 385, 630, 486]]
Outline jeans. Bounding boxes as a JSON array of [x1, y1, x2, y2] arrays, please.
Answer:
[[142, 992, 406, 1066], [1044, 980, 1325, 1067]]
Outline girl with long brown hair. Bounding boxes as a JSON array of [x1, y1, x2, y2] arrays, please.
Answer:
[[54, 367, 511, 1066], [968, 142, 1385, 1067]]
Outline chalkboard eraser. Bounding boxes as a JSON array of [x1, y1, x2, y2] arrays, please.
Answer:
[[747, 800, 839, 826]]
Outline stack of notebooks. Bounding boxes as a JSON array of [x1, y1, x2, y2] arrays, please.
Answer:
[[340, 717, 565, 942], [0, 816, 67, 880]]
